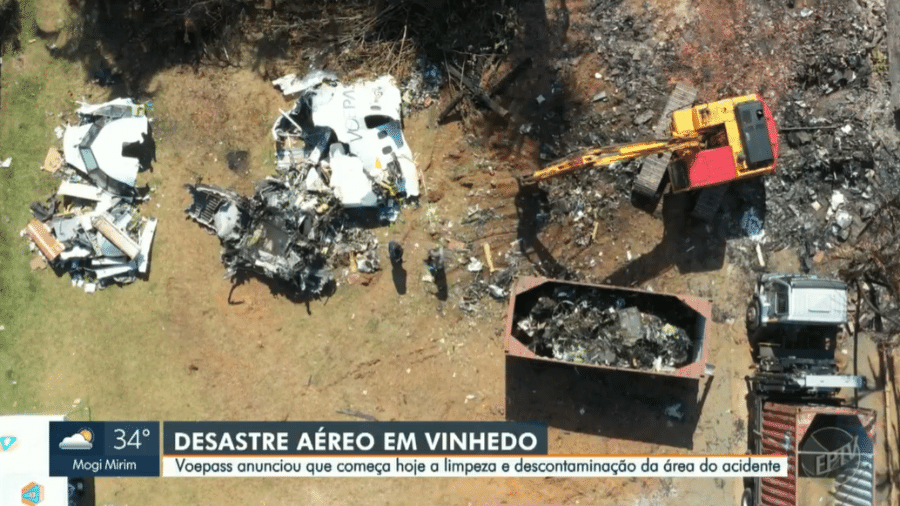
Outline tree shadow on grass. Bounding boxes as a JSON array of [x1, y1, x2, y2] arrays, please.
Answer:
[[43, 0, 248, 95]]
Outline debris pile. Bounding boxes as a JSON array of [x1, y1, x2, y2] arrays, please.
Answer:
[[185, 72, 420, 296], [459, 266, 517, 313], [838, 198, 900, 338], [401, 55, 444, 111], [271, 71, 420, 210], [185, 184, 337, 296], [514, 287, 693, 371], [486, 0, 897, 286], [22, 99, 158, 293]]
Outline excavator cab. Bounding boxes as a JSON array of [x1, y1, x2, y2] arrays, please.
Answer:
[[735, 101, 775, 169]]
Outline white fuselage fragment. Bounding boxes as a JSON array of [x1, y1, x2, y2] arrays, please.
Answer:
[[137, 217, 158, 274], [305, 75, 420, 201]]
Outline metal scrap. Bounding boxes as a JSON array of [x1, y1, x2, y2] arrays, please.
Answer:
[[271, 71, 421, 208], [183, 72, 425, 297], [514, 287, 693, 371], [183, 180, 383, 297], [21, 100, 158, 292]]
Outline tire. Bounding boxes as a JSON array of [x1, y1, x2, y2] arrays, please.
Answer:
[[741, 487, 754, 506], [746, 297, 761, 333]]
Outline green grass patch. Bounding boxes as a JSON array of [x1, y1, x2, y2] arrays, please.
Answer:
[[0, 0, 94, 414]]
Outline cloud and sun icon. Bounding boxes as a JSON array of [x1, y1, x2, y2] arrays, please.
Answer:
[[59, 428, 94, 450]]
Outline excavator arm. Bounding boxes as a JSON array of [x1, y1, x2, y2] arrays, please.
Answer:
[[521, 137, 702, 185]]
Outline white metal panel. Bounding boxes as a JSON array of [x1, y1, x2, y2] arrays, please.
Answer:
[[62, 124, 92, 174], [89, 116, 149, 187], [137, 217, 158, 274], [57, 181, 104, 201]]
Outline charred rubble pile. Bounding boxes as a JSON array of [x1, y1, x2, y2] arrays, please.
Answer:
[[750, 4, 881, 251], [400, 56, 444, 113], [22, 99, 158, 293], [838, 199, 900, 339], [185, 71, 419, 297], [513, 286, 693, 371], [459, 263, 518, 313], [184, 182, 379, 296], [513, 0, 895, 279], [520, 2, 669, 198]]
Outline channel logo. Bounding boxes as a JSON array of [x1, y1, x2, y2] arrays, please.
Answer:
[[21, 482, 44, 505], [0, 434, 18, 452]]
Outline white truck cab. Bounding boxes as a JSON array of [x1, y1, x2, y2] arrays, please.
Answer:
[[0, 414, 86, 506], [747, 273, 847, 330]]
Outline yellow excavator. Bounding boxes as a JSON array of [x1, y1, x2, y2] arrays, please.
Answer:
[[522, 85, 780, 213]]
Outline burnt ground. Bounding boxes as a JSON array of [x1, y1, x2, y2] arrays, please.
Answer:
[[5, 0, 900, 504]]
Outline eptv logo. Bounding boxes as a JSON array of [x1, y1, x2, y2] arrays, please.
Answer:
[[0, 434, 18, 452], [21, 482, 44, 505]]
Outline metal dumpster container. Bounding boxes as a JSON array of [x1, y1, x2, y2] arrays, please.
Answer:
[[505, 276, 713, 380]]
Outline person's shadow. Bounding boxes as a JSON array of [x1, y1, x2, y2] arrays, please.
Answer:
[[433, 267, 448, 301], [392, 262, 407, 295], [389, 241, 407, 295]]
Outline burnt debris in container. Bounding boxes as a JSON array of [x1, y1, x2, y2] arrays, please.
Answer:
[[513, 285, 693, 372]]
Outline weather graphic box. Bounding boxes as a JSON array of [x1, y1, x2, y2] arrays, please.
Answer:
[[49, 422, 160, 477]]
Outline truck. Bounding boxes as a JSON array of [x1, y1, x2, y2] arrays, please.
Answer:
[[0, 414, 90, 506], [505, 276, 713, 380], [743, 273, 875, 506], [746, 273, 866, 397], [746, 273, 848, 332]]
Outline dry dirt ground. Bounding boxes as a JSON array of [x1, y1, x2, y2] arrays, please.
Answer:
[[4, 0, 891, 505]]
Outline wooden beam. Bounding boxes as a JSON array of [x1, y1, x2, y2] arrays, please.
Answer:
[[438, 58, 532, 123], [446, 65, 509, 119]]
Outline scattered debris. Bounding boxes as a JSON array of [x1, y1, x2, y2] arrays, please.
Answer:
[[403, 55, 445, 112], [184, 183, 348, 297], [21, 100, 158, 293], [185, 72, 427, 297], [460, 263, 516, 313], [272, 72, 420, 207]]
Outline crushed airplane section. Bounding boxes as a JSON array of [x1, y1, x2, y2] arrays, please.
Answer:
[[185, 72, 420, 296], [22, 99, 158, 293], [272, 71, 420, 207]]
